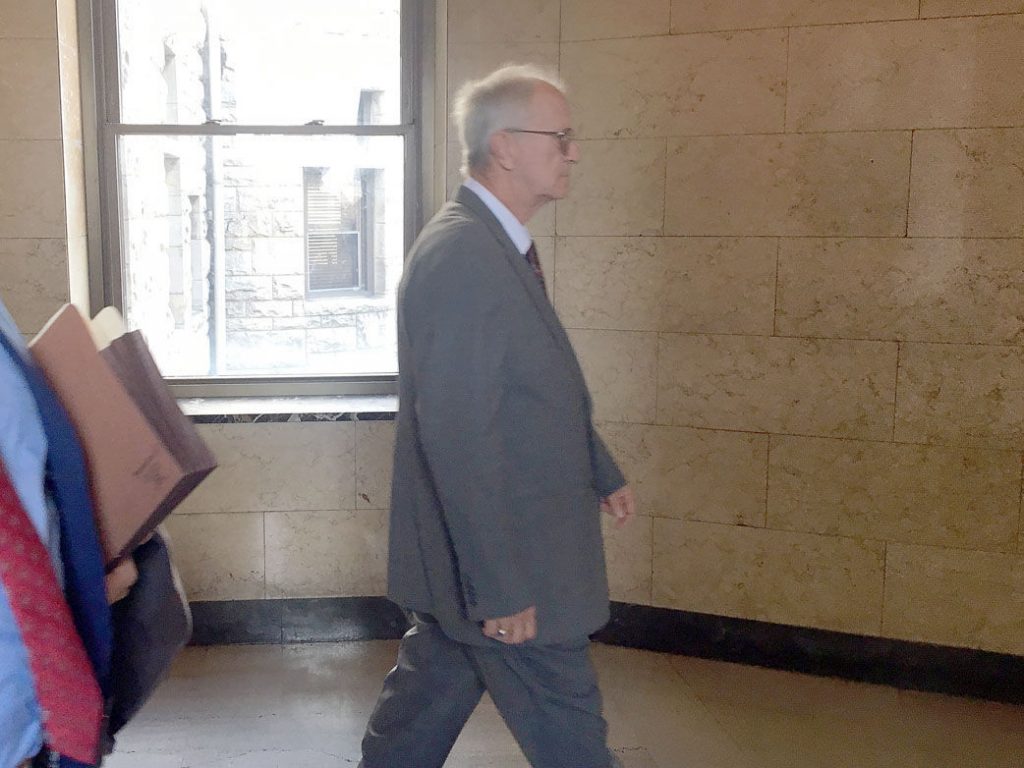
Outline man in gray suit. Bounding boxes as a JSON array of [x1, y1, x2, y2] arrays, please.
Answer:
[[359, 64, 636, 768]]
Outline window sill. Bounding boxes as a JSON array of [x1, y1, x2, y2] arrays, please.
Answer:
[[179, 394, 397, 424]]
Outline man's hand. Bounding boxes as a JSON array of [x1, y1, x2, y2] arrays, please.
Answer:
[[601, 484, 636, 529], [482, 605, 537, 645], [105, 557, 138, 604]]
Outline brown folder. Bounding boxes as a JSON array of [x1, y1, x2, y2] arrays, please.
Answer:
[[29, 305, 216, 568]]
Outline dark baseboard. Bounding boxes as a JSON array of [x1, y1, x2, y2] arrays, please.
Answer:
[[189, 596, 409, 645], [595, 603, 1024, 705], [189, 598, 1024, 705]]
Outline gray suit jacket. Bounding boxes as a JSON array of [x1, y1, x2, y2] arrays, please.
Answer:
[[387, 186, 626, 647]]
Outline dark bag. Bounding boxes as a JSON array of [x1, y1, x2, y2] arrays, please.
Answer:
[[105, 528, 191, 740]]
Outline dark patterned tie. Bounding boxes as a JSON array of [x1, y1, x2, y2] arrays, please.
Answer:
[[525, 241, 546, 294], [0, 462, 103, 764]]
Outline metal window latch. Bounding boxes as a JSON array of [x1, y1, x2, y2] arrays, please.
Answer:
[[305, 119, 325, 126]]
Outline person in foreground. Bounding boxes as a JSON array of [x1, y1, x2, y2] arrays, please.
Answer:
[[0, 294, 125, 768], [358, 64, 637, 768], [1, 293, 189, 768]]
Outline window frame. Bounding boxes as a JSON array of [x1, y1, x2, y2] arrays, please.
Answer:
[[79, 0, 435, 398]]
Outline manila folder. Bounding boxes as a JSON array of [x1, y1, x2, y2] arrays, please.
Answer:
[[29, 304, 183, 567]]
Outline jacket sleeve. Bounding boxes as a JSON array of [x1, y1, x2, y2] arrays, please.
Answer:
[[589, 424, 626, 498], [406, 248, 534, 623]]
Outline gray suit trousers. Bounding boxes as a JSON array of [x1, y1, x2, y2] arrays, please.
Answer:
[[359, 615, 620, 768]]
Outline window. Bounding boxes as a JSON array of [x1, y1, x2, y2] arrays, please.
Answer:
[[303, 166, 370, 295], [83, 0, 432, 394]]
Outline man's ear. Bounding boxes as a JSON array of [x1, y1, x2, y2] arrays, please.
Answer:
[[489, 130, 516, 171]]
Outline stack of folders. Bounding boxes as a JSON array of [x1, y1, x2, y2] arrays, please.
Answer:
[[29, 304, 217, 571]]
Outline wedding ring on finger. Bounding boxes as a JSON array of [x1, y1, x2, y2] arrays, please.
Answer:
[[496, 629, 508, 637]]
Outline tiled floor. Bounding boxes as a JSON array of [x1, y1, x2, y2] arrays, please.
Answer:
[[104, 641, 1024, 767]]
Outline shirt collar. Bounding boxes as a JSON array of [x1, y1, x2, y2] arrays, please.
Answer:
[[461, 177, 533, 256]]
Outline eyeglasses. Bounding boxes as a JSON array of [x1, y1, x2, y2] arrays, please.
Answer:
[[504, 128, 576, 156]]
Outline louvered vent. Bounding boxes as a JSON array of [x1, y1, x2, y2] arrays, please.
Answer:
[[304, 168, 361, 292]]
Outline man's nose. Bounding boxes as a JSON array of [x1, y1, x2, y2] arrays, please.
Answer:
[[566, 139, 580, 164]]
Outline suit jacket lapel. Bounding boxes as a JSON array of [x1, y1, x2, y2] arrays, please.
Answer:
[[453, 187, 582, 370]]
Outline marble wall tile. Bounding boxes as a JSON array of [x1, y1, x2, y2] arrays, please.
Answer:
[[446, 42, 560, 103], [0, 39, 61, 139], [665, 133, 911, 237], [63, 139, 87, 240], [600, 423, 768, 526], [556, 139, 666, 236], [768, 435, 1021, 550], [0, 139, 66, 238], [657, 334, 898, 440], [531, 202, 556, 238], [447, 0, 560, 43], [883, 543, 1024, 655], [896, 343, 1024, 449], [908, 128, 1024, 238], [176, 422, 356, 513], [0, 238, 69, 333], [561, 0, 671, 41], [264, 509, 388, 598], [776, 238, 1024, 345], [55, 0, 79, 41], [58, 36, 83, 145], [652, 519, 885, 635], [602, 513, 653, 604], [555, 236, 776, 335], [355, 421, 395, 511], [162, 512, 265, 601], [567, 329, 658, 423], [55, 0, 80, 129], [561, 31, 785, 139], [669, 0, 918, 34], [788, 16, 1024, 132], [921, 0, 1024, 17], [0, 0, 57, 38], [66, 234, 88, 311]]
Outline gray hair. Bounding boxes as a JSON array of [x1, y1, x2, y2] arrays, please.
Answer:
[[452, 64, 567, 176]]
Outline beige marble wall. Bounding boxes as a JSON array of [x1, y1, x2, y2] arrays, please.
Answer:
[[446, 1, 1024, 654], [0, 0, 88, 335], [164, 420, 395, 601]]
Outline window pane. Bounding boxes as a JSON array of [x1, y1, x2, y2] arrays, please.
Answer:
[[117, 0, 401, 125], [118, 134, 404, 377]]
